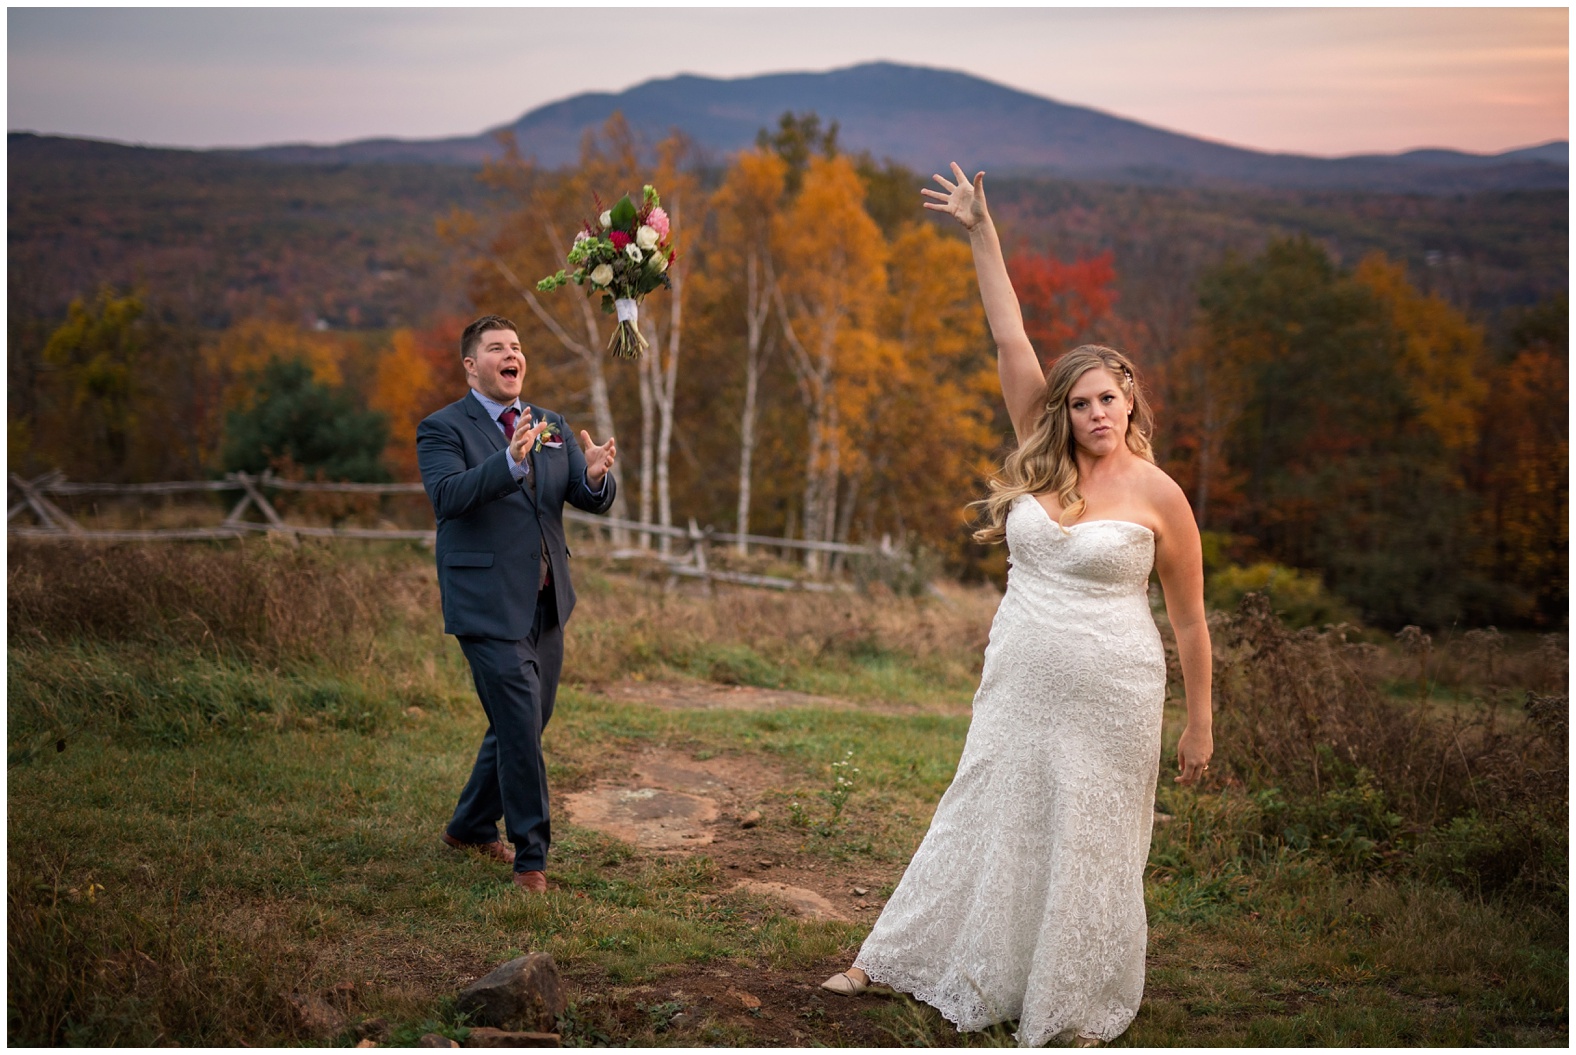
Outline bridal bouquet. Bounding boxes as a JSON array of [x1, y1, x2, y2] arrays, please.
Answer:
[[537, 184, 676, 359]]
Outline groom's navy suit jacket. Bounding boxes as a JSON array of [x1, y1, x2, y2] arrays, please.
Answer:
[[417, 391, 616, 638]]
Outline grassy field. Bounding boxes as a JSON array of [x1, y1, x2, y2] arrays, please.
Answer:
[[7, 539, 1568, 1046]]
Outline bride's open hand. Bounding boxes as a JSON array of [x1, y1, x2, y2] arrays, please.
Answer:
[[922, 162, 988, 230]]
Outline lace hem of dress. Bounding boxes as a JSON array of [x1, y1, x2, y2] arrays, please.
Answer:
[[852, 956, 1137, 1047]]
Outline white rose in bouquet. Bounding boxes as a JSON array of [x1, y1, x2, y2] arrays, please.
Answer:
[[599, 210, 613, 228], [635, 225, 659, 251], [589, 263, 614, 287], [647, 251, 669, 274]]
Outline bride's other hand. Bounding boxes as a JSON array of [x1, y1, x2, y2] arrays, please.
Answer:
[[1174, 724, 1213, 785], [922, 162, 988, 230]]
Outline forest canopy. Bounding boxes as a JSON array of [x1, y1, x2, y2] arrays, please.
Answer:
[[7, 117, 1567, 628]]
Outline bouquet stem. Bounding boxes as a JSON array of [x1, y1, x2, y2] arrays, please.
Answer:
[[607, 320, 649, 360]]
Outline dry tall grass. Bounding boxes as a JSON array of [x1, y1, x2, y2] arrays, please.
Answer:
[[1211, 593, 1567, 897], [7, 538, 435, 667]]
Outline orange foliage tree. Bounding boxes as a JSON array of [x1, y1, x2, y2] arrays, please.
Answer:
[[770, 154, 893, 567], [369, 317, 467, 480]]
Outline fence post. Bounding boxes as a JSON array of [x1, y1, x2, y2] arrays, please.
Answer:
[[9, 472, 83, 535], [689, 518, 712, 597], [224, 471, 298, 545]]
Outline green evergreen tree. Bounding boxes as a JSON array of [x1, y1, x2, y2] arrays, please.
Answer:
[[222, 357, 390, 482]]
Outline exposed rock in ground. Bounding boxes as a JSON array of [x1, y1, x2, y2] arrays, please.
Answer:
[[733, 880, 849, 922], [457, 953, 567, 1032], [562, 787, 719, 849], [356, 1016, 390, 1041], [727, 988, 762, 1009], [418, 1033, 459, 1047]]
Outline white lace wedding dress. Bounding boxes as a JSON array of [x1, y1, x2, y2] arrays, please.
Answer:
[[854, 495, 1167, 1046]]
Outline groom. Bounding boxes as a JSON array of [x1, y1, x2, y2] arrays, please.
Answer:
[[417, 314, 617, 892]]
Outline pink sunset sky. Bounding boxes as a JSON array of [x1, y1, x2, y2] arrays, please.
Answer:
[[7, 7, 1568, 157]]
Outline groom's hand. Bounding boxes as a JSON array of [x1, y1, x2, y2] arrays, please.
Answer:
[[509, 411, 551, 464], [580, 430, 617, 485]]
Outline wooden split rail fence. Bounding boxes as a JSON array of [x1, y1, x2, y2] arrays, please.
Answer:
[[7, 471, 908, 594]]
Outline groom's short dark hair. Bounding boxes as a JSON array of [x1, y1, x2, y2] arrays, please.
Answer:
[[460, 314, 520, 360]]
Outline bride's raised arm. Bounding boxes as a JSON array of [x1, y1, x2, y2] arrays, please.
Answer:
[[923, 162, 1045, 443]]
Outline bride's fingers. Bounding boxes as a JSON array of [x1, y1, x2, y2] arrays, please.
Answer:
[[920, 187, 948, 200], [931, 173, 957, 192]]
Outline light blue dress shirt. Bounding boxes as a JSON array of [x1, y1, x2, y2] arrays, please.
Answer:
[[468, 388, 607, 498]]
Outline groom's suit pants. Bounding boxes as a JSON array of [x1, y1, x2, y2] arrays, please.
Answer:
[[447, 586, 563, 873]]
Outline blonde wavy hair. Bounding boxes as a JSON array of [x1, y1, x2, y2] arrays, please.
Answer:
[[971, 345, 1155, 545]]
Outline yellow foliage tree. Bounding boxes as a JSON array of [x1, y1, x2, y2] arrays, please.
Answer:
[[205, 318, 345, 415], [869, 223, 998, 557], [770, 154, 891, 563], [699, 148, 790, 547], [1354, 253, 1486, 457]]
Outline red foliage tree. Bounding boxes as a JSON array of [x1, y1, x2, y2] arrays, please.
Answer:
[[1005, 249, 1117, 362]]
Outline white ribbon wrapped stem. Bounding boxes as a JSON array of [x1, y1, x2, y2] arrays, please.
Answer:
[[614, 298, 639, 324]]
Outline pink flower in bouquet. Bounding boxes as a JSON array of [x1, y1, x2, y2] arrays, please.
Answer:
[[646, 207, 670, 239], [609, 229, 631, 250]]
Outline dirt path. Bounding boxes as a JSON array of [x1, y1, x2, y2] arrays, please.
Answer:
[[554, 679, 941, 1044]]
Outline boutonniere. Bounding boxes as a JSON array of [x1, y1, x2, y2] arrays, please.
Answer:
[[533, 422, 564, 452]]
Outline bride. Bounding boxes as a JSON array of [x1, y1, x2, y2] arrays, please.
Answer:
[[819, 163, 1214, 1046]]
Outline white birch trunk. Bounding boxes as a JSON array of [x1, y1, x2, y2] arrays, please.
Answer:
[[735, 251, 773, 554], [636, 342, 655, 549]]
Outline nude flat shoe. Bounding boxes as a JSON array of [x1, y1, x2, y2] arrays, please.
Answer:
[[1074, 1035, 1102, 1047], [819, 971, 868, 997]]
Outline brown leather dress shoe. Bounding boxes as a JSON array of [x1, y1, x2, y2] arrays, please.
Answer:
[[441, 831, 516, 865], [513, 870, 547, 893]]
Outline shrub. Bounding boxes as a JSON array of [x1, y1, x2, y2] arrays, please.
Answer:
[[1204, 592, 1563, 895], [1207, 561, 1358, 628]]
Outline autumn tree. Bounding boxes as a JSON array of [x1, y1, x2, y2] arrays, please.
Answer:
[[1470, 292, 1568, 624], [369, 317, 467, 480], [1006, 248, 1117, 361], [770, 154, 892, 567], [1354, 253, 1486, 459], [700, 147, 790, 549], [1195, 237, 1487, 626], [32, 287, 209, 481], [866, 222, 997, 562]]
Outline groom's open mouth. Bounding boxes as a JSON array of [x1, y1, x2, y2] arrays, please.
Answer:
[[500, 363, 521, 381]]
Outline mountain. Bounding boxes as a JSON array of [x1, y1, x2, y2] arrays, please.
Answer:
[[237, 62, 1566, 195]]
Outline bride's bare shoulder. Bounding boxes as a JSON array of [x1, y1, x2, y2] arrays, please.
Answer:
[[1133, 460, 1193, 521]]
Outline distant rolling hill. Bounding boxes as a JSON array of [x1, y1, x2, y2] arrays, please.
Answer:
[[236, 62, 1566, 195]]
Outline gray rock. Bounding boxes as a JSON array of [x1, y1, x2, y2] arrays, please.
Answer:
[[457, 953, 567, 1032], [464, 1027, 562, 1047], [418, 1033, 460, 1047], [356, 1016, 391, 1040]]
